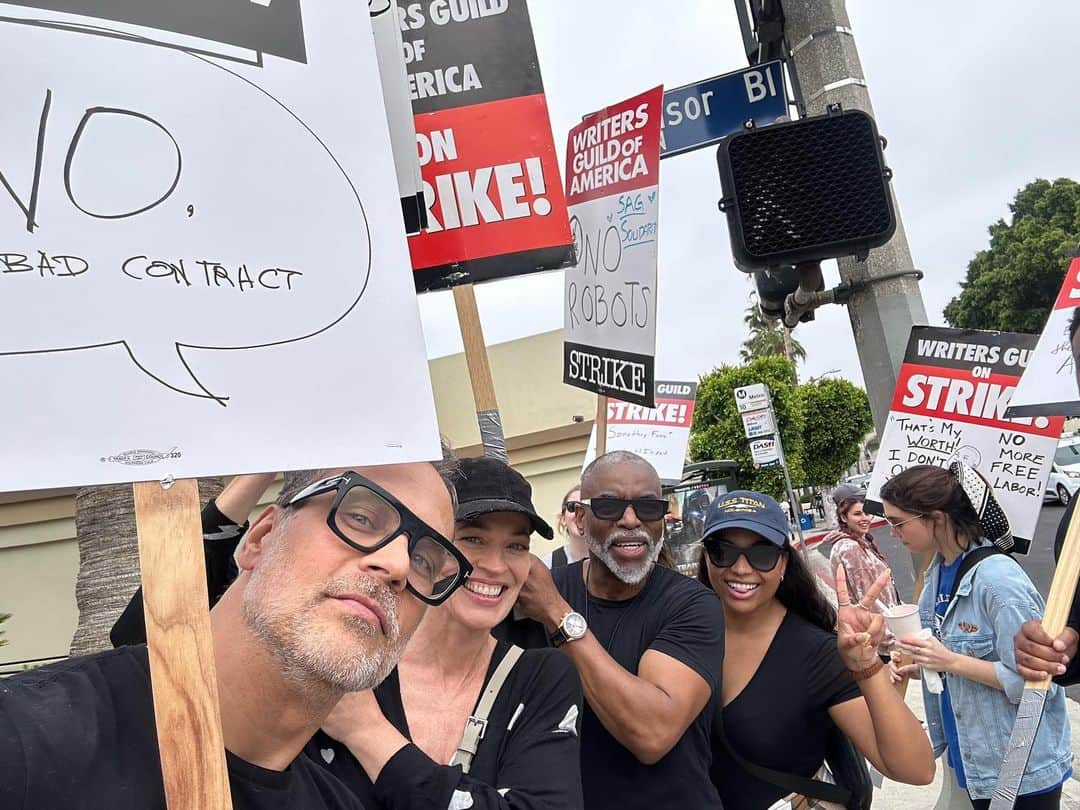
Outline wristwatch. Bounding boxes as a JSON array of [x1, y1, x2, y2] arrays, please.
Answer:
[[549, 611, 587, 648]]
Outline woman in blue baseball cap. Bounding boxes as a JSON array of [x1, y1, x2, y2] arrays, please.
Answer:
[[698, 490, 934, 809]]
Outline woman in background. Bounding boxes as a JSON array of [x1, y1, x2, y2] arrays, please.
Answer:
[[544, 483, 587, 569], [826, 483, 903, 661]]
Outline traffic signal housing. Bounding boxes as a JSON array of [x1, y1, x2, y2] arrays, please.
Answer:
[[717, 107, 895, 271]]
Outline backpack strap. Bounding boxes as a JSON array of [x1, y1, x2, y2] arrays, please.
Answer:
[[715, 712, 851, 805], [948, 546, 1006, 606], [449, 645, 524, 774]]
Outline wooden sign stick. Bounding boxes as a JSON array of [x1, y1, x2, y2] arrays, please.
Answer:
[[134, 478, 232, 810], [453, 283, 509, 462], [990, 502, 1080, 808], [596, 395, 608, 456]]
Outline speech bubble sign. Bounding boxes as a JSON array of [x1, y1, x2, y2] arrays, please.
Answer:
[[0, 19, 370, 405]]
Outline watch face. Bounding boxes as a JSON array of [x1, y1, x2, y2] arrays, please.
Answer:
[[564, 612, 587, 638]]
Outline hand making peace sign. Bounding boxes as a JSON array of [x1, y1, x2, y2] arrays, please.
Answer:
[[835, 566, 892, 672]]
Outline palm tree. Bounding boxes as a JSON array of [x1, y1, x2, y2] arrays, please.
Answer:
[[70, 478, 223, 657], [740, 303, 806, 365]]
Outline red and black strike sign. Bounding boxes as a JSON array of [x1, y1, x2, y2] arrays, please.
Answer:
[[401, 0, 572, 292]]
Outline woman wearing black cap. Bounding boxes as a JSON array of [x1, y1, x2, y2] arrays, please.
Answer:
[[882, 464, 1071, 809], [311, 456, 584, 810], [698, 490, 934, 809]]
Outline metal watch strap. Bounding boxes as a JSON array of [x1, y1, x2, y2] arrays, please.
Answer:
[[449, 645, 524, 774]]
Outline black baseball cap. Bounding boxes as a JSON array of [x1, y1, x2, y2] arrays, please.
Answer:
[[703, 490, 790, 546], [455, 457, 554, 540]]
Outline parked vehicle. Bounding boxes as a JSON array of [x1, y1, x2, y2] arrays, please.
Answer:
[[1046, 435, 1080, 505], [844, 471, 872, 489]]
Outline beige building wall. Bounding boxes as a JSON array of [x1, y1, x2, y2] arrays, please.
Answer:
[[0, 329, 593, 672]]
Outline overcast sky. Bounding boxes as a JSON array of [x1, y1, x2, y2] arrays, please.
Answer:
[[416, 0, 1080, 393]]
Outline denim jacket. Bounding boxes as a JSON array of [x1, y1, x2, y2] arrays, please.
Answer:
[[919, 546, 1072, 799]]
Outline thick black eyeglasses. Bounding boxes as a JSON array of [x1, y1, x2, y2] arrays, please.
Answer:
[[288, 471, 472, 606], [703, 537, 786, 572], [563, 500, 578, 514], [578, 497, 669, 522]]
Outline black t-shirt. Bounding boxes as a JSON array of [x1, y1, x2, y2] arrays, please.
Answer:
[[306, 641, 583, 810], [0, 645, 364, 810], [111, 497, 244, 648], [711, 612, 861, 810], [551, 561, 725, 810]]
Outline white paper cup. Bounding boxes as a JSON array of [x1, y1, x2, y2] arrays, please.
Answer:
[[883, 603, 921, 647]]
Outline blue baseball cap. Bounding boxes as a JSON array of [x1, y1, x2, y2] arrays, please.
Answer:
[[702, 490, 790, 546]]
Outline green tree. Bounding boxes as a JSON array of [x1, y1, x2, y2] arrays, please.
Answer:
[[740, 304, 806, 366], [797, 378, 874, 488], [0, 612, 10, 648], [690, 356, 805, 499], [944, 178, 1080, 333]]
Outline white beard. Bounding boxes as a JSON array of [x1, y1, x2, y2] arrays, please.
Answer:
[[586, 529, 662, 586]]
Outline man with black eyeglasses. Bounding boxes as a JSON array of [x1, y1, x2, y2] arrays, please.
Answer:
[[0, 458, 465, 810], [515, 450, 725, 809]]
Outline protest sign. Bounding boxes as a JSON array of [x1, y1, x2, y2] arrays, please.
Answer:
[[563, 86, 663, 407], [583, 381, 697, 481], [372, 0, 426, 234], [1007, 255, 1080, 418], [866, 326, 1064, 550], [0, 2, 441, 492], [402, 0, 573, 291]]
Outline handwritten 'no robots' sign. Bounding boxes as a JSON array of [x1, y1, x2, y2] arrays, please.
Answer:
[[562, 86, 663, 408]]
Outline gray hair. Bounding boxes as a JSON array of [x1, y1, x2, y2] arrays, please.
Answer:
[[581, 450, 657, 494], [275, 440, 460, 513]]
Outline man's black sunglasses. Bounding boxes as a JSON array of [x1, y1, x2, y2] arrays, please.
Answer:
[[577, 497, 669, 522], [703, 537, 786, 572], [287, 471, 472, 606]]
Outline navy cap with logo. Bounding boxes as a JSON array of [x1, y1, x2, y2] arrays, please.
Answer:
[[456, 457, 554, 540], [703, 490, 790, 546]]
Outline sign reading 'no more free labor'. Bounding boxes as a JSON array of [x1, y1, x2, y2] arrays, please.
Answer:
[[0, 2, 442, 491], [866, 326, 1063, 550], [563, 86, 663, 408]]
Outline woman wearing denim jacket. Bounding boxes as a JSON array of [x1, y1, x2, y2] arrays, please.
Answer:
[[882, 464, 1072, 809]]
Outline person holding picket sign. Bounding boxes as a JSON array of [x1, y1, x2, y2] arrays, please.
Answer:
[[699, 491, 934, 810], [882, 463, 1072, 809], [110, 458, 585, 810]]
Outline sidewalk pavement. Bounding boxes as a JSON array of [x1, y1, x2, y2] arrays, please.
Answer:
[[874, 684, 1080, 808]]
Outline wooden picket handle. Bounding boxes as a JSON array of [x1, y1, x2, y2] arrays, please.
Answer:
[[134, 478, 232, 810], [990, 503, 1080, 807], [596, 395, 608, 456], [453, 283, 509, 462], [1027, 504, 1080, 690]]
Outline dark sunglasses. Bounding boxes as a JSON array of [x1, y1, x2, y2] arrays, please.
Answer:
[[563, 500, 578, 514], [703, 537, 787, 572], [287, 471, 472, 605], [578, 497, 669, 522]]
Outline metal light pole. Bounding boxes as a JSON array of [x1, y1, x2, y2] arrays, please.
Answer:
[[741, 0, 929, 436], [782, 0, 927, 435]]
